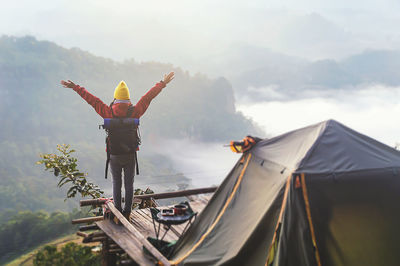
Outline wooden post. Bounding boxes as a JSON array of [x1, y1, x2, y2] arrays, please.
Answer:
[[101, 238, 117, 266], [101, 239, 109, 266]]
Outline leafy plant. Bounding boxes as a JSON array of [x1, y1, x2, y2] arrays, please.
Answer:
[[34, 243, 100, 266], [133, 187, 157, 209], [37, 144, 103, 200]]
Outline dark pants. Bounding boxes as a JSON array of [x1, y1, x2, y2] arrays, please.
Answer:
[[110, 154, 135, 213]]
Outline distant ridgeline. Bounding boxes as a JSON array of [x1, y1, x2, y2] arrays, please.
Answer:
[[229, 46, 400, 101], [0, 35, 259, 213]]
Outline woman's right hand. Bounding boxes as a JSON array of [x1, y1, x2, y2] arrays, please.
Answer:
[[61, 80, 76, 88]]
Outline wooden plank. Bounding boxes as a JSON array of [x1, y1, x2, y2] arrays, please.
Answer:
[[72, 216, 103, 224], [134, 187, 217, 200], [105, 202, 171, 266], [130, 213, 151, 234], [97, 220, 154, 266]]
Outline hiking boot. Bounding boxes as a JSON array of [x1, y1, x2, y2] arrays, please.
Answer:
[[122, 210, 131, 222], [109, 213, 122, 225], [113, 215, 123, 225]]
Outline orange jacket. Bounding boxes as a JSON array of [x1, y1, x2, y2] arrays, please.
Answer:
[[72, 82, 166, 118]]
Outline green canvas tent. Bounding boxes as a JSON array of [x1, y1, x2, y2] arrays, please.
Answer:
[[169, 120, 400, 266]]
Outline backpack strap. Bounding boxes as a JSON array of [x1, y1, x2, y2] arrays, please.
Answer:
[[129, 105, 139, 175], [105, 100, 114, 179], [105, 138, 111, 179], [135, 151, 139, 175], [105, 152, 110, 179], [110, 100, 115, 118], [126, 105, 134, 118]]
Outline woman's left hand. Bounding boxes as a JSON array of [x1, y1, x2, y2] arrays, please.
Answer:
[[162, 72, 175, 85]]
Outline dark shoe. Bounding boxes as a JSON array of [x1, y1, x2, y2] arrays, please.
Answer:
[[122, 210, 131, 222], [109, 213, 121, 225]]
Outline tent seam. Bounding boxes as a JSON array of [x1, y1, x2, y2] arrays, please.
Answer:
[[265, 173, 292, 266], [297, 120, 330, 171], [301, 173, 322, 266]]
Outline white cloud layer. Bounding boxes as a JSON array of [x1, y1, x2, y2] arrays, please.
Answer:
[[237, 84, 400, 147]]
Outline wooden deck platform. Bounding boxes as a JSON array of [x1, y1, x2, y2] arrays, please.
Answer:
[[75, 188, 214, 266], [130, 195, 211, 242]]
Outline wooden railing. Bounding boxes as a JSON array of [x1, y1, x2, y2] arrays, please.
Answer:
[[79, 186, 217, 207]]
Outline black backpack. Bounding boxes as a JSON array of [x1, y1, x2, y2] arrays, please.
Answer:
[[100, 102, 141, 178]]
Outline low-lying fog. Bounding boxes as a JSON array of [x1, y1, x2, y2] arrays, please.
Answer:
[[237, 84, 400, 147], [147, 139, 241, 188]]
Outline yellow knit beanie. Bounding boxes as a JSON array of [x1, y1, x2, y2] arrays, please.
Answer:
[[114, 81, 130, 100]]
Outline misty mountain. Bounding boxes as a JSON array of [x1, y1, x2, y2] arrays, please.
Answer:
[[275, 13, 360, 60], [233, 49, 400, 101], [0, 35, 259, 213], [183, 43, 308, 80]]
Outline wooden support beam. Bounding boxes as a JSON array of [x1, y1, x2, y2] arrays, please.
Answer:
[[109, 248, 124, 254], [109, 244, 119, 249], [88, 231, 106, 238], [79, 224, 99, 231], [80, 230, 107, 243], [92, 236, 107, 242], [120, 259, 133, 265], [83, 236, 107, 243], [72, 216, 104, 224], [80, 198, 108, 207], [105, 202, 170, 265], [134, 186, 217, 200], [76, 231, 88, 238]]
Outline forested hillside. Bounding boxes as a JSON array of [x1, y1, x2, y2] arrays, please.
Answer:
[[0, 35, 259, 213]]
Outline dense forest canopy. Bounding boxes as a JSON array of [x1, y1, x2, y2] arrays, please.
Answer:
[[0, 35, 260, 213]]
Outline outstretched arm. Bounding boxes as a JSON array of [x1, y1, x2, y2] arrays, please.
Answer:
[[133, 72, 174, 118], [61, 80, 112, 118]]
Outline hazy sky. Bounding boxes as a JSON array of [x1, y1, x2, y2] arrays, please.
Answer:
[[2, 0, 400, 68], [2, 1, 400, 186]]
